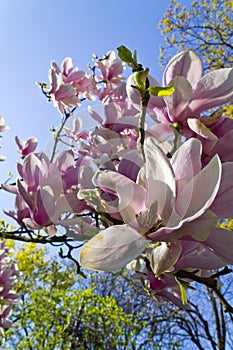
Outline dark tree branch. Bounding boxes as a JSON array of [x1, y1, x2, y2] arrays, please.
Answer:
[[175, 269, 233, 314]]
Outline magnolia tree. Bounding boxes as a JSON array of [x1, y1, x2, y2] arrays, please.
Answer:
[[1, 46, 233, 330]]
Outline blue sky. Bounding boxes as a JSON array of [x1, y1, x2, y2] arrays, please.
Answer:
[[0, 0, 190, 211]]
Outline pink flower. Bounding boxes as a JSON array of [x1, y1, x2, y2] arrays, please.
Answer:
[[88, 95, 139, 133], [95, 51, 125, 87], [15, 136, 38, 158], [79, 136, 233, 271], [126, 51, 233, 145], [0, 242, 19, 332], [63, 117, 88, 143], [2, 151, 90, 234], [152, 50, 233, 123], [48, 58, 94, 114]]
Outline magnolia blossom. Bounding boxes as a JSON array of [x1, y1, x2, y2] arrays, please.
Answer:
[[127, 50, 233, 148], [79, 137, 233, 271], [94, 50, 125, 100], [48, 57, 94, 114], [48, 52, 126, 114], [2, 151, 89, 235], [63, 117, 89, 143], [15, 135, 38, 158], [150, 50, 233, 124], [0, 242, 19, 332]]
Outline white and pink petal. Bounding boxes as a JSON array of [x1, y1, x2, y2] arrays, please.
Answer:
[[79, 225, 149, 271]]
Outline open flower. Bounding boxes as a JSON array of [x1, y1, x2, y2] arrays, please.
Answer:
[[79, 136, 233, 271], [48, 57, 94, 114], [2, 151, 89, 235], [15, 136, 38, 158], [126, 50, 233, 147]]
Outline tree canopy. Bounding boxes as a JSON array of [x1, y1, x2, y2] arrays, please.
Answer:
[[1, 242, 185, 349], [158, 0, 233, 71]]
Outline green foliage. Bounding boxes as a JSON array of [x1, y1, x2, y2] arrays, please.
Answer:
[[158, 0, 233, 71], [148, 85, 175, 96], [117, 45, 143, 71], [1, 243, 164, 349]]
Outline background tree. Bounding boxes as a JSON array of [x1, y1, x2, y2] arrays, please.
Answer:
[[1, 242, 181, 350], [158, 0, 233, 72], [2, 239, 233, 349], [93, 267, 233, 350]]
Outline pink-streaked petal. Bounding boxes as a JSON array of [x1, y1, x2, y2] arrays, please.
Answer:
[[146, 123, 174, 143], [66, 70, 86, 84], [79, 164, 95, 190], [160, 290, 190, 309], [175, 155, 221, 221], [210, 162, 233, 217], [51, 61, 60, 75], [171, 138, 202, 181], [48, 68, 57, 93], [103, 97, 120, 124], [163, 50, 203, 87], [118, 150, 144, 182], [55, 84, 81, 106], [34, 185, 55, 225], [200, 108, 223, 127], [20, 153, 50, 190], [175, 246, 228, 270], [17, 179, 34, 209], [61, 57, 73, 76], [79, 225, 149, 271], [72, 117, 82, 133], [126, 73, 141, 107], [210, 115, 233, 138], [115, 115, 140, 131], [88, 106, 103, 124], [207, 130, 233, 163], [144, 137, 176, 222], [93, 170, 146, 224], [172, 209, 217, 241], [187, 118, 218, 141], [189, 68, 233, 115], [164, 76, 193, 122], [1, 183, 18, 195], [55, 150, 74, 173], [148, 209, 217, 243], [203, 227, 233, 264], [187, 118, 218, 154], [22, 218, 40, 229]]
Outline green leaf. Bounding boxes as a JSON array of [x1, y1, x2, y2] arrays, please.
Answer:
[[77, 188, 106, 212], [134, 68, 149, 90], [175, 277, 188, 304], [148, 85, 175, 96], [117, 45, 135, 64]]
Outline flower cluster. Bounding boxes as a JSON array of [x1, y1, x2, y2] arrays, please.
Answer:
[[47, 51, 125, 114], [3, 49, 233, 306], [0, 241, 19, 333]]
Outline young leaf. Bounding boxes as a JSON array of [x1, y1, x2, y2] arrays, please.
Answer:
[[148, 85, 175, 96], [117, 45, 135, 64], [134, 68, 149, 90], [175, 277, 188, 304]]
